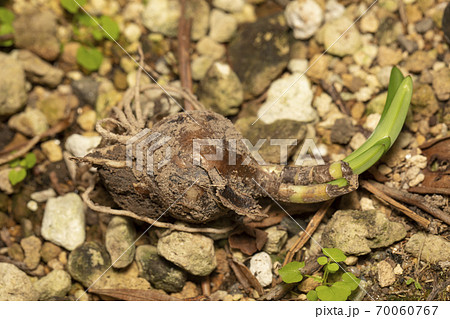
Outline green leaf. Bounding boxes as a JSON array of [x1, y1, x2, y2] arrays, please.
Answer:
[[61, 0, 86, 14], [0, 8, 14, 24], [92, 28, 103, 41], [78, 13, 97, 27], [8, 168, 27, 186], [341, 272, 361, 291], [99, 16, 119, 41], [24, 153, 36, 169], [306, 290, 318, 301], [383, 66, 405, 119], [406, 278, 415, 285], [0, 24, 14, 47], [326, 263, 339, 273], [278, 261, 305, 283], [316, 283, 351, 301], [322, 248, 347, 262], [76, 46, 103, 71], [414, 281, 422, 290], [317, 256, 328, 265], [9, 158, 20, 168]]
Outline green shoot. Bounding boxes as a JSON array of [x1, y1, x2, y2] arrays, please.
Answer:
[[8, 152, 37, 186], [0, 7, 14, 47], [279, 247, 361, 301], [406, 278, 422, 290], [343, 67, 413, 175]]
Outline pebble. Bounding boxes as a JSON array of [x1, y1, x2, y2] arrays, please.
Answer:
[[212, 0, 244, 12], [77, 109, 97, 132], [363, 113, 381, 132], [360, 197, 375, 210], [406, 233, 450, 264], [432, 67, 450, 101], [349, 132, 367, 151], [135, 245, 186, 293], [187, 0, 210, 41], [171, 281, 201, 299], [378, 164, 392, 175], [285, 0, 323, 40], [397, 35, 418, 54], [324, 0, 345, 22], [65, 134, 102, 157], [407, 154, 428, 169], [71, 77, 100, 107], [287, 58, 308, 74], [257, 73, 316, 124], [142, 0, 180, 37], [8, 243, 24, 262], [20, 235, 42, 270], [41, 140, 63, 162], [331, 117, 355, 145], [249, 252, 273, 287], [27, 200, 38, 212], [377, 260, 396, 287], [8, 108, 49, 137], [323, 16, 362, 57], [263, 226, 288, 254], [377, 46, 403, 66], [0, 52, 27, 116], [415, 17, 434, 33], [196, 37, 226, 60], [393, 264, 403, 275], [0, 263, 39, 300], [41, 242, 62, 263], [209, 9, 238, 43], [233, 3, 257, 24], [344, 256, 358, 266], [33, 270, 72, 300], [123, 23, 141, 43], [41, 193, 86, 251], [322, 210, 406, 255], [14, 50, 64, 88], [31, 188, 57, 203], [191, 55, 214, 81], [298, 276, 321, 293], [157, 232, 217, 276], [199, 62, 243, 116], [360, 12, 379, 33], [228, 13, 290, 98], [404, 50, 435, 73], [13, 10, 60, 61], [67, 242, 111, 287], [105, 217, 136, 269]]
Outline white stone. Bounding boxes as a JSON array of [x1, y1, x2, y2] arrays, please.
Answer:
[[209, 9, 238, 43], [257, 73, 317, 124], [287, 58, 308, 74], [124, 23, 141, 43], [142, 0, 180, 37], [324, 0, 345, 22], [196, 37, 226, 60], [360, 197, 375, 211], [363, 113, 381, 132], [285, 0, 323, 40], [249, 252, 273, 287], [212, 0, 245, 12], [41, 193, 86, 251], [407, 155, 427, 169], [323, 16, 362, 57], [191, 55, 214, 80], [349, 132, 367, 150], [65, 134, 102, 157], [393, 264, 403, 275]]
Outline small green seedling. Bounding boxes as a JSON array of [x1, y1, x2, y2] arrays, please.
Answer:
[[8, 153, 36, 186], [406, 277, 422, 290], [0, 7, 14, 46], [279, 248, 361, 301], [60, 0, 119, 71]]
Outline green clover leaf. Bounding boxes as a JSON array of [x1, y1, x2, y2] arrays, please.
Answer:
[[278, 261, 305, 283]]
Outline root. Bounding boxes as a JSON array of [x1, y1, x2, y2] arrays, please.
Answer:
[[82, 181, 235, 235]]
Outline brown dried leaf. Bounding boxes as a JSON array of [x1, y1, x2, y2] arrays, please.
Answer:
[[228, 225, 267, 255], [88, 288, 180, 301]]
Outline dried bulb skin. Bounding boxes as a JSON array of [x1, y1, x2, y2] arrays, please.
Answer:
[[87, 110, 266, 224]]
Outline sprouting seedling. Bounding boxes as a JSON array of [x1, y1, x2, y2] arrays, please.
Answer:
[[406, 277, 422, 290], [278, 248, 361, 301], [76, 66, 412, 227], [8, 152, 36, 186]]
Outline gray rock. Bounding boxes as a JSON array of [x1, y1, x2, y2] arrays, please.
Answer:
[[256, 73, 317, 124], [20, 235, 41, 270], [415, 18, 434, 34], [199, 62, 243, 115], [432, 67, 450, 101], [65, 134, 102, 157], [187, 0, 210, 41], [157, 231, 217, 276], [135, 245, 186, 292], [30, 188, 57, 203], [41, 193, 86, 251], [321, 210, 407, 256], [331, 117, 355, 145], [33, 270, 72, 300], [14, 50, 64, 88], [0, 263, 39, 300], [249, 252, 273, 287], [13, 10, 60, 61], [0, 52, 27, 116], [8, 108, 49, 137], [322, 16, 362, 57], [285, 0, 323, 40], [105, 217, 136, 269], [209, 9, 237, 43], [375, 17, 403, 46], [40, 242, 62, 263], [405, 233, 450, 264], [263, 226, 288, 254], [71, 77, 100, 107], [377, 260, 395, 288], [229, 13, 290, 98], [397, 35, 418, 54], [68, 242, 111, 287], [280, 216, 306, 236]]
